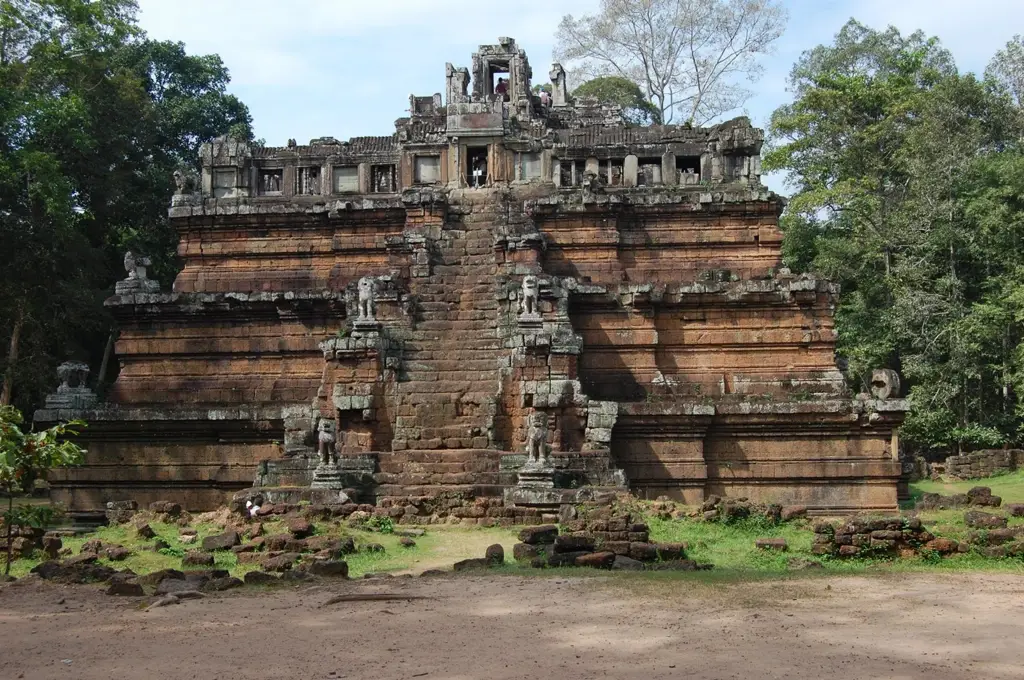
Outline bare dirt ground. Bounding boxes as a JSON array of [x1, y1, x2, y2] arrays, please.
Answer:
[[2, 572, 1022, 680]]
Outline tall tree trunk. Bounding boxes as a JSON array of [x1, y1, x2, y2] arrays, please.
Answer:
[[0, 306, 24, 406]]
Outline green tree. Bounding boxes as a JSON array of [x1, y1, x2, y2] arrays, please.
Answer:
[[573, 75, 661, 126], [766, 19, 1024, 454], [0, 0, 252, 413], [0, 405, 84, 574]]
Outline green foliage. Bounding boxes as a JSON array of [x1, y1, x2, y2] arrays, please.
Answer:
[[0, 405, 84, 573], [0, 0, 252, 412], [365, 515, 395, 534], [573, 76, 660, 126], [766, 21, 1024, 454]]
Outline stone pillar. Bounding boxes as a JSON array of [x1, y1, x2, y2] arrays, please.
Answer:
[[662, 151, 677, 186], [552, 159, 562, 188], [357, 163, 370, 194], [549, 63, 569, 107], [623, 154, 639, 187]]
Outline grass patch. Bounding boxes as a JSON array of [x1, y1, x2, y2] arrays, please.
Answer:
[[909, 469, 1024, 503], [5, 502, 1023, 582]]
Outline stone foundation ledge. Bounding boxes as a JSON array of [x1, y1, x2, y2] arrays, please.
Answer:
[[34, 404, 308, 425], [104, 289, 347, 309]]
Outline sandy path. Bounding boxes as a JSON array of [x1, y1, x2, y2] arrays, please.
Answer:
[[1, 572, 1022, 680]]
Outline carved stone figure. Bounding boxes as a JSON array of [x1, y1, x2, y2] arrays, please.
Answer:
[[317, 419, 337, 466], [43, 361, 97, 410], [520, 275, 539, 317], [57, 361, 90, 392], [357, 276, 376, 322], [525, 411, 550, 466], [869, 369, 902, 400], [124, 251, 150, 280], [116, 251, 160, 295], [173, 170, 186, 194], [549, 63, 568, 107]]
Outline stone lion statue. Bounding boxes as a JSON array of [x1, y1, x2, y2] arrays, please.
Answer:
[[520, 275, 539, 317], [525, 411, 549, 466], [357, 276, 376, 322], [317, 419, 337, 467]]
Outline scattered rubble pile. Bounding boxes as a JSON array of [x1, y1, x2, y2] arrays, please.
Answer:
[[961, 510, 1024, 557], [915, 486, 1004, 510], [813, 508, 1024, 559], [699, 496, 808, 523], [0, 526, 70, 561], [506, 507, 706, 571], [230, 490, 569, 527], [811, 516, 946, 558]]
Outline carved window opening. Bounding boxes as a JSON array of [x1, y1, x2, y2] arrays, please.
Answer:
[[296, 166, 321, 195], [517, 152, 542, 181], [212, 169, 237, 199], [677, 155, 702, 185], [488, 60, 510, 100], [371, 164, 396, 193], [256, 169, 282, 196], [724, 155, 745, 180], [637, 158, 662, 186], [560, 159, 583, 186], [602, 159, 623, 186], [332, 165, 358, 193], [466, 146, 488, 187], [414, 155, 441, 184]]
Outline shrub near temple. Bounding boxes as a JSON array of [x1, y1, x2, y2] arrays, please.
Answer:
[[0, 406, 84, 575]]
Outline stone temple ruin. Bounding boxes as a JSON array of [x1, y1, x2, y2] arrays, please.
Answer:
[[36, 38, 908, 520]]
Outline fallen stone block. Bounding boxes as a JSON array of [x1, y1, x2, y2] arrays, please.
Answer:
[[574, 551, 615, 569], [553, 535, 595, 554], [452, 558, 490, 571], [286, 517, 314, 539], [307, 560, 349, 578], [546, 551, 589, 567], [923, 538, 959, 554], [135, 523, 156, 539], [182, 551, 215, 567], [201, 530, 240, 552], [244, 570, 280, 585], [262, 553, 301, 572], [104, 546, 131, 561], [512, 543, 542, 561], [781, 505, 808, 521], [964, 511, 1008, 530], [201, 576, 244, 592], [106, 579, 144, 596], [754, 538, 788, 551], [485, 544, 504, 565], [517, 525, 558, 545], [655, 543, 687, 560], [627, 542, 659, 562]]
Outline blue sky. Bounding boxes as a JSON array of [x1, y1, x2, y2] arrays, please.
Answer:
[[136, 0, 1021, 194]]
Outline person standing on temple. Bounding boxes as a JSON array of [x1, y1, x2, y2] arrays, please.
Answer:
[[495, 77, 508, 100]]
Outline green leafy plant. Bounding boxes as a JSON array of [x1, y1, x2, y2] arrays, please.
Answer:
[[158, 545, 185, 559], [365, 515, 394, 534], [0, 406, 84, 574]]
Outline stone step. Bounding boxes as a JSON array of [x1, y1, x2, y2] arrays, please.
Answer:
[[374, 483, 505, 498]]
